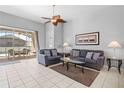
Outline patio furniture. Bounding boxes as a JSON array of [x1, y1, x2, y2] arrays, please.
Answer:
[[20, 48, 30, 56], [8, 49, 20, 58], [8, 48, 30, 59]]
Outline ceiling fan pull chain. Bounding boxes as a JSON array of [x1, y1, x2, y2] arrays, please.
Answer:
[[53, 5, 55, 16]]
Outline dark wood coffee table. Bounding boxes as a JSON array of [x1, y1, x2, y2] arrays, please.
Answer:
[[60, 57, 85, 73]]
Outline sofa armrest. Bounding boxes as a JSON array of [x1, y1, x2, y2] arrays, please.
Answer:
[[97, 56, 105, 66], [57, 52, 62, 56], [38, 54, 47, 65]]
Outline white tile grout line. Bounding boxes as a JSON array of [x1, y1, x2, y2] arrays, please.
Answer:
[[101, 68, 109, 88], [1, 58, 124, 88], [14, 62, 51, 88], [102, 68, 119, 88], [5, 66, 10, 88], [28, 68, 57, 87], [29, 62, 74, 88], [10, 63, 26, 88]]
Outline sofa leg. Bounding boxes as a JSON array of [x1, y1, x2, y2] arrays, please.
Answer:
[[45, 65, 48, 67]]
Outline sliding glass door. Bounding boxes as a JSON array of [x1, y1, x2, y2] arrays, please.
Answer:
[[0, 27, 37, 61]]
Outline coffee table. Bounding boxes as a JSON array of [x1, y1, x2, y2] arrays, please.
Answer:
[[60, 57, 86, 73]]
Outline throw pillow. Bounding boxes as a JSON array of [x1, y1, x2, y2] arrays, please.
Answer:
[[51, 49, 57, 56], [93, 53, 100, 60], [44, 50, 51, 56], [80, 51, 87, 58], [86, 52, 93, 59]]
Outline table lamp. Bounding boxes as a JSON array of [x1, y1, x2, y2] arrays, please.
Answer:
[[63, 42, 69, 58], [108, 41, 121, 58]]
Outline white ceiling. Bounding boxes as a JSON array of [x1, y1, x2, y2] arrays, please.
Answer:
[[0, 5, 111, 23]]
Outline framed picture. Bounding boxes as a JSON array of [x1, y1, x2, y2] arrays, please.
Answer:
[[75, 32, 99, 45]]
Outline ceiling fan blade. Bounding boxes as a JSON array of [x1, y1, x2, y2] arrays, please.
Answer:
[[57, 19, 67, 23], [41, 17, 51, 19], [45, 21, 51, 24]]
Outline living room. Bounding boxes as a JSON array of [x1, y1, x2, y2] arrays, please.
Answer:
[[0, 0, 124, 91]]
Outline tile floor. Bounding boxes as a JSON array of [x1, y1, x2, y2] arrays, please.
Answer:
[[0, 58, 124, 88]]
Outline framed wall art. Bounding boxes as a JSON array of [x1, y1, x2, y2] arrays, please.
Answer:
[[75, 32, 99, 45]]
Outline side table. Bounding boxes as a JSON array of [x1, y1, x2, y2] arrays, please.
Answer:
[[106, 57, 123, 74]]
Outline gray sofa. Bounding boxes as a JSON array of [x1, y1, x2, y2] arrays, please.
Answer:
[[70, 49, 105, 71], [38, 49, 61, 66]]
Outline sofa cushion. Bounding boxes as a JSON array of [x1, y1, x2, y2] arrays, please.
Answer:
[[77, 57, 85, 62], [86, 52, 93, 59], [80, 50, 87, 58], [72, 50, 80, 57], [51, 49, 57, 56], [44, 50, 51, 56], [85, 58, 97, 63], [47, 56, 61, 61], [93, 53, 100, 61]]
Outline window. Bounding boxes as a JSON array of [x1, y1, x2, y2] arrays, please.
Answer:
[[0, 26, 36, 60]]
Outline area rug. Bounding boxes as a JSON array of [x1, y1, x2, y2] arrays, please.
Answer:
[[50, 64, 99, 87]]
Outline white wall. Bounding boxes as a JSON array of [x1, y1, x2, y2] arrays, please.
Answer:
[[45, 23, 64, 52], [45, 23, 54, 49], [54, 23, 64, 52], [63, 6, 124, 66], [0, 11, 45, 49]]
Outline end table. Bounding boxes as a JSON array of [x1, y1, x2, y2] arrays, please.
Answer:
[[106, 57, 123, 74]]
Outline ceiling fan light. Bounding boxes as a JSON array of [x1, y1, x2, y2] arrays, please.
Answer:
[[51, 19, 56, 23]]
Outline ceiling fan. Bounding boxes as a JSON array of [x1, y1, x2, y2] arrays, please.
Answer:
[[41, 5, 66, 26]]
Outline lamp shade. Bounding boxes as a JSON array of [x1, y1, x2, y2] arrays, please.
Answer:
[[63, 42, 69, 47], [108, 41, 121, 48]]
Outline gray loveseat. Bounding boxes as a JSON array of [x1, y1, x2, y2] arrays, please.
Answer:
[[38, 49, 61, 66], [70, 49, 105, 71]]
